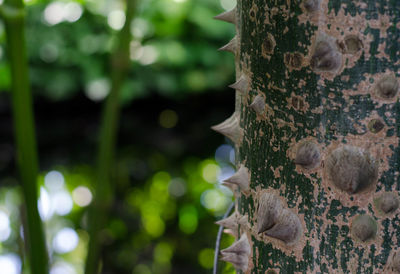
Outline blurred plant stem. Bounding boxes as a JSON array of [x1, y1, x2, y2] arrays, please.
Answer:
[[1, 0, 48, 273], [85, 1, 136, 274]]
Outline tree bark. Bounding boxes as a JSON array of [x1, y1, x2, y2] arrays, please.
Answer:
[[215, 0, 400, 273]]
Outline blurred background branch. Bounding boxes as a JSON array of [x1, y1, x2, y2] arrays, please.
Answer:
[[2, 0, 48, 273], [85, 1, 136, 273], [0, 0, 237, 273]]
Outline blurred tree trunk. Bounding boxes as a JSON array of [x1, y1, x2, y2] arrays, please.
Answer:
[[215, 0, 400, 273], [84, 1, 135, 274], [1, 0, 48, 273]]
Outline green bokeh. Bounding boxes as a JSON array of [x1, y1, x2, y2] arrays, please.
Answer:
[[0, 0, 237, 272]]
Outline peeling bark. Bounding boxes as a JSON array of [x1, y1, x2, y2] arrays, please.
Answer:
[[215, 0, 400, 273]]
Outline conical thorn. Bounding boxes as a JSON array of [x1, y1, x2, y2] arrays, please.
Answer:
[[223, 164, 250, 192], [218, 36, 237, 54], [214, 7, 236, 24], [264, 208, 302, 245], [238, 214, 248, 227], [228, 75, 249, 93], [211, 112, 242, 144], [249, 95, 265, 115], [222, 228, 236, 237], [221, 181, 236, 191], [220, 253, 248, 271], [220, 233, 250, 271], [215, 212, 238, 230], [221, 233, 251, 255], [256, 191, 283, 234]]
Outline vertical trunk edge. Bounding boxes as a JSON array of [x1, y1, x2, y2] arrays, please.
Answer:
[[216, 0, 400, 273]]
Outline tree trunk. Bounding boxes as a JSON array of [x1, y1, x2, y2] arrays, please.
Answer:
[[214, 0, 400, 273]]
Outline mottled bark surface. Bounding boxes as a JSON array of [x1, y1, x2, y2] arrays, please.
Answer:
[[220, 0, 400, 273]]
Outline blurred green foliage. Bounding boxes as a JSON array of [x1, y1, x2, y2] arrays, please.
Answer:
[[0, 0, 235, 101], [0, 155, 237, 273], [0, 0, 239, 273]]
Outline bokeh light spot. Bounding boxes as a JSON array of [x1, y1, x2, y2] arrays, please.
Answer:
[[53, 228, 79, 254], [44, 2, 64, 25], [159, 109, 178, 128], [50, 261, 75, 274], [152, 171, 170, 185], [168, 178, 186, 197], [130, 41, 143, 61], [165, 42, 186, 65], [45, 171, 65, 191], [130, 42, 158, 65], [43, 1, 82, 25], [52, 191, 73, 216], [130, 18, 153, 38], [38, 187, 53, 221], [215, 144, 234, 163], [5, 188, 21, 210], [108, 10, 126, 30], [220, 0, 236, 10], [141, 200, 161, 217], [183, 70, 207, 91], [179, 205, 197, 234], [153, 242, 173, 264], [0, 254, 21, 274], [138, 45, 158, 65], [40, 43, 59, 63], [217, 166, 235, 183], [19, 226, 24, 240], [132, 264, 151, 274], [142, 215, 165, 238], [85, 78, 111, 101], [150, 172, 170, 202], [198, 248, 214, 269], [201, 189, 230, 213], [64, 2, 83, 23], [202, 163, 220, 183], [0, 210, 11, 242], [79, 35, 103, 54], [72, 186, 92, 207], [229, 148, 235, 164]]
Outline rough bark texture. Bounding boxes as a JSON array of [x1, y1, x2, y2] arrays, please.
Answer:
[[216, 0, 400, 273]]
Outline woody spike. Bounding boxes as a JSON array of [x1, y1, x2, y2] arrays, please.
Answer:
[[218, 36, 237, 54], [214, 7, 236, 24], [215, 212, 238, 231], [256, 191, 283, 234], [221, 233, 251, 255], [211, 112, 242, 144], [250, 95, 266, 115], [220, 233, 251, 271], [221, 181, 237, 192], [228, 75, 249, 93], [223, 164, 250, 192], [264, 208, 302, 245], [220, 253, 248, 271], [216, 213, 248, 238]]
